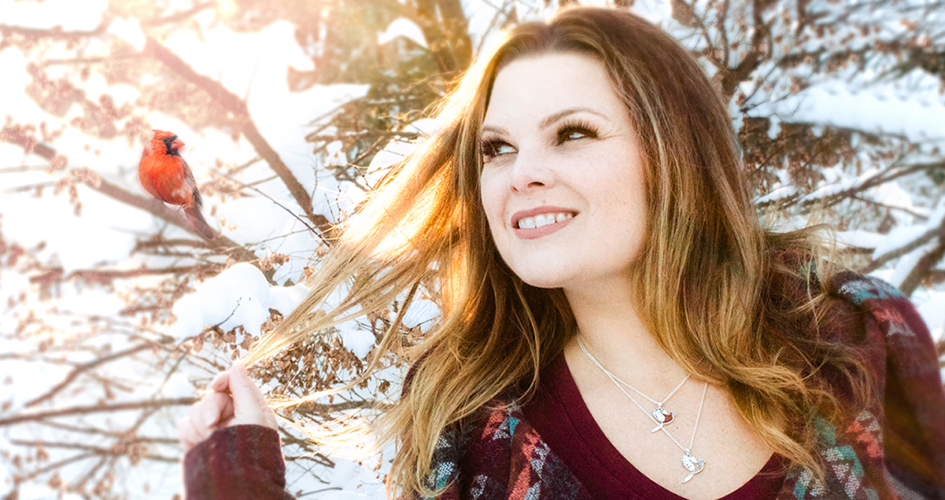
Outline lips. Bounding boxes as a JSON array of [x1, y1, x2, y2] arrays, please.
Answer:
[[510, 206, 578, 239]]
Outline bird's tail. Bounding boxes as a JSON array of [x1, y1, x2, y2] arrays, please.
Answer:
[[184, 204, 215, 240]]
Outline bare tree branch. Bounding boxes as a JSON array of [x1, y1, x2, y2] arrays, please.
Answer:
[[0, 398, 198, 427], [24, 343, 157, 409], [141, 36, 332, 234], [9, 439, 178, 463], [860, 225, 942, 274], [899, 217, 945, 296]]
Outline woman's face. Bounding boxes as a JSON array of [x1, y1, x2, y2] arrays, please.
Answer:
[[479, 53, 648, 291]]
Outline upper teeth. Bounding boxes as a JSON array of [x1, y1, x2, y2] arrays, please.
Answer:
[[517, 212, 573, 229]]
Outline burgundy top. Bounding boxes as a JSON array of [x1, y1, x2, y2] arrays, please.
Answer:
[[521, 353, 786, 499]]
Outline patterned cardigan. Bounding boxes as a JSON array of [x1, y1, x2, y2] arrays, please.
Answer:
[[422, 271, 945, 500], [183, 271, 945, 499]]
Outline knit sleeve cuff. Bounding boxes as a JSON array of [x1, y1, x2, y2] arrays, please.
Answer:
[[183, 424, 292, 499]]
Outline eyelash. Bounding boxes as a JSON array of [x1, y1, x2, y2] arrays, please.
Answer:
[[479, 120, 600, 161]]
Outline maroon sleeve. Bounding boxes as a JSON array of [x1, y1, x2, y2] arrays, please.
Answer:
[[183, 424, 294, 500]]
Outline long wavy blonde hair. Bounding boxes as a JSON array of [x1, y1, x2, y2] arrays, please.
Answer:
[[246, 6, 870, 497]]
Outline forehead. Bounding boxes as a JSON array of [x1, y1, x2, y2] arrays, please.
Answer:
[[483, 53, 624, 126]]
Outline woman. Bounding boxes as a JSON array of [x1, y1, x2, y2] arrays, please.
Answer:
[[178, 7, 945, 499]]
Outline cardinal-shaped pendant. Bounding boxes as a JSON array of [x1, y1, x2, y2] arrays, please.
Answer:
[[680, 452, 705, 483], [650, 404, 676, 432]]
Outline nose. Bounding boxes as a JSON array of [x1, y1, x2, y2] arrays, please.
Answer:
[[508, 146, 554, 194]]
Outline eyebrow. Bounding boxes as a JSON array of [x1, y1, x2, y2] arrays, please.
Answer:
[[480, 107, 608, 136]]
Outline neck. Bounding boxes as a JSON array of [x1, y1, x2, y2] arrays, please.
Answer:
[[563, 276, 688, 387]]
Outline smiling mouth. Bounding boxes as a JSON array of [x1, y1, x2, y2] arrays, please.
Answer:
[[515, 212, 575, 229]]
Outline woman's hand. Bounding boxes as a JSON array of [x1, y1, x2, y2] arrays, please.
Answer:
[[177, 361, 279, 452]]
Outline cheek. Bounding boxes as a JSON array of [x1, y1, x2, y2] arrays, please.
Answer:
[[478, 172, 506, 230]]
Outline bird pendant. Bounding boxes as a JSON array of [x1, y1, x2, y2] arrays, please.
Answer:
[[681, 452, 705, 483], [650, 407, 675, 432]]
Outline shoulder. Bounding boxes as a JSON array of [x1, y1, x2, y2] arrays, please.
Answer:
[[826, 272, 945, 495], [770, 255, 934, 352], [818, 270, 941, 394], [827, 270, 934, 350]]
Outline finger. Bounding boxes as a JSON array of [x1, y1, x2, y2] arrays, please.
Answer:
[[188, 397, 224, 442], [202, 391, 234, 428], [218, 393, 235, 426], [209, 369, 230, 393], [218, 399, 237, 428], [177, 416, 201, 452], [227, 361, 278, 430], [227, 361, 268, 414], [188, 402, 213, 442]]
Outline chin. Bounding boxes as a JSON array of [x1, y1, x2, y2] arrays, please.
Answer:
[[509, 267, 573, 290], [519, 278, 565, 290]]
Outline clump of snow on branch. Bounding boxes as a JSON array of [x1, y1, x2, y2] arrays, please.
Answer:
[[336, 321, 377, 359], [378, 18, 429, 48], [172, 263, 309, 339]]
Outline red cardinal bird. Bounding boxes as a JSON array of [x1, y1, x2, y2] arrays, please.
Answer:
[[139, 130, 215, 239]]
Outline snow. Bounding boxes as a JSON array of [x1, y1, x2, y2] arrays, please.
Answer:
[[161, 372, 199, 399], [0, 48, 48, 119], [217, 198, 298, 244], [270, 282, 311, 316], [872, 224, 930, 260], [873, 199, 945, 260], [835, 230, 886, 250], [162, 15, 370, 195], [888, 241, 935, 288], [365, 118, 440, 186], [170, 262, 317, 339], [0, 185, 150, 273], [106, 17, 146, 52], [755, 185, 797, 205], [163, 17, 313, 102], [171, 263, 273, 339], [762, 81, 945, 143], [917, 289, 945, 343], [326, 140, 348, 167], [0, 0, 107, 31], [0, 360, 71, 414], [0, 4, 385, 496], [378, 18, 429, 49], [401, 299, 440, 333], [336, 321, 376, 359], [0, 446, 10, 497], [871, 180, 927, 226], [16, 484, 83, 500]]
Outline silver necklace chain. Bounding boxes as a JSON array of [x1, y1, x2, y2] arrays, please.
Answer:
[[577, 336, 708, 483], [577, 337, 690, 408]]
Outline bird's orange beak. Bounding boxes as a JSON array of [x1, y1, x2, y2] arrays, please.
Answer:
[[171, 139, 185, 150]]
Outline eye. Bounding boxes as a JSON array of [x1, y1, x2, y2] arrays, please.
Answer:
[[556, 121, 598, 145], [480, 138, 516, 161]]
